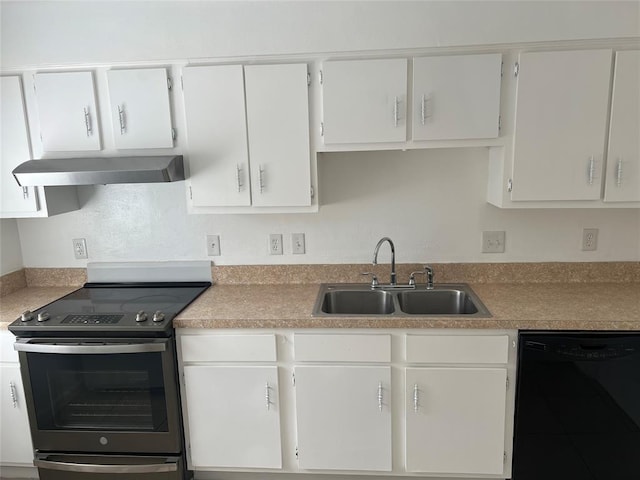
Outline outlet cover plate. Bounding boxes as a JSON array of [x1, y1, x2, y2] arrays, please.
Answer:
[[292, 233, 305, 254], [582, 228, 598, 251], [72, 238, 88, 259], [269, 234, 283, 255], [482, 231, 505, 253]]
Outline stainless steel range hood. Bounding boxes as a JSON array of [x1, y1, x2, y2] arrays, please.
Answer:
[[12, 155, 184, 186]]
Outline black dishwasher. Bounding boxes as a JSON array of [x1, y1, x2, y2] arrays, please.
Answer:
[[512, 332, 640, 480]]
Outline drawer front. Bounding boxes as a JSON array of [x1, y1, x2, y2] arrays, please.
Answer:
[[295, 334, 391, 363], [181, 334, 277, 362], [406, 335, 509, 364]]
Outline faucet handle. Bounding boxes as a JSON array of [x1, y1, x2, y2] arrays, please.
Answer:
[[361, 272, 379, 288], [408, 271, 425, 287], [424, 265, 434, 290]]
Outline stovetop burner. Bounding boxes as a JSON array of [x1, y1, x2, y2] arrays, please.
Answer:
[[9, 282, 211, 338]]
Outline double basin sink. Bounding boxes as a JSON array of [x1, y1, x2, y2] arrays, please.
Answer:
[[312, 283, 490, 317]]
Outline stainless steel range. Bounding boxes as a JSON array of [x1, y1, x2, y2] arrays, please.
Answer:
[[8, 267, 210, 480]]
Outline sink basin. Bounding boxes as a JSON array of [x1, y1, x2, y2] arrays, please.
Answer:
[[312, 284, 490, 317], [396, 289, 479, 315], [321, 290, 395, 315]]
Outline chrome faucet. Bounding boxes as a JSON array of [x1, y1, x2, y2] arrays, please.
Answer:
[[372, 237, 396, 286], [409, 265, 435, 289]]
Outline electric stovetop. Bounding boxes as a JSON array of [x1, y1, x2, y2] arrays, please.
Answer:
[[9, 282, 211, 337]]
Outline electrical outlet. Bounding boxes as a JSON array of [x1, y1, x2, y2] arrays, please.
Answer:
[[292, 233, 305, 254], [482, 231, 506, 253], [582, 228, 598, 251], [206, 234, 221, 256], [72, 238, 88, 259], [269, 234, 283, 255]]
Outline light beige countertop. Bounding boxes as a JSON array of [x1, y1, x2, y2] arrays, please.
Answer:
[[1, 277, 638, 331]]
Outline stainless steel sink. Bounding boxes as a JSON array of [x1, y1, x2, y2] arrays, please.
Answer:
[[313, 284, 490, 317]]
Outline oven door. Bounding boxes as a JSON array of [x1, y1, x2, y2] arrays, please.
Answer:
[[15, 338, 182, 454]]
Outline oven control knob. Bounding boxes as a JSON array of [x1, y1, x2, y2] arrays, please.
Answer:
[[20, 310, 34, 322], [37, 312, 50, 322], [135, 311, 148, 322], [152, 311, 165, 322]]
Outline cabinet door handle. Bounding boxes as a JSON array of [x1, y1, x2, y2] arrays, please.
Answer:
[[413, 383, 419, 413], [9, 381, 18, 408], [22, 187, 29, 200], [259, 166, 265, 194], [83, 107, 92, 137], [117, 105, 126, 134], [616, 157, 623, 187], [420, 94, 426, 125], [587, 156, 595, 185], [393, 96, 399, 127], [236, 164, 244, 192], [377, 382, 383, 412], [265, 382, 271, 411]]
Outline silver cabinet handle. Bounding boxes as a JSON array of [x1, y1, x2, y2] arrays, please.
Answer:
[[413, 383, 419, 413], [377, 382, 383, 412], [14, 338, 167, 354], [236, 164, 244, 192], [259, 165, 265, 194], [117, 105, 126, 134], [34, 458, 178, 474], [420, 94, 426, 125], [265, 382, 271, 411], [22, 187, 29, 200], [616, 157, 623, 187], [588, 156, 595, 185], [393, 96, 399, 127], [9, 381, 17, 408], [83, 107, 92, 137]]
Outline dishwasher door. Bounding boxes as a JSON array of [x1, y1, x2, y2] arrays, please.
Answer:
[[513, 332, 640, 480]]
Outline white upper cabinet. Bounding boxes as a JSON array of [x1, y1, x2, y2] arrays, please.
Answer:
[[183, 63, 312, 211], [412, 54, 502, 140], [1, 76, 38, 215], [321, 58, 407, 144], [182, 65, 250, 207], [510, 49, 613, 201], [107, 68, 174, 149], [604, 50, 640, 202], [244, 64, 311, 207], [33, 71, 101, 151]]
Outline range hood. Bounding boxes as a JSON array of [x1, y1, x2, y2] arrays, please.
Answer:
[[12, 155, 184, 186]]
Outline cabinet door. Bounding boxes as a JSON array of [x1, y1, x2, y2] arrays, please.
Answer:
[[182, 65, 251, 207], [107, 68, 174, 149], [322, 58, 407, 144], [34, 71, 101, 151], [1, 76, 38, 215], [406, 367, 507, 475], [511, 50, 612, 201], [604, 50, 640, 202], [245, 64, 311, 207], [183, 365, 281, 469], [413, 54, 502, 140], [0, 364, 33, 466], [294, 365, 391, 471]]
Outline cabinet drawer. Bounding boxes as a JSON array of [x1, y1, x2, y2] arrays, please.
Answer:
[[294, 334, 391, 363], [406, 335, 509, 364], [181, 334, 277, 362]]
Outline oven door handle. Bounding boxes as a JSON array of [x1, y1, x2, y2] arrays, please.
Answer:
[[34, 457, 178, 474], [14, 339, 167, 354]]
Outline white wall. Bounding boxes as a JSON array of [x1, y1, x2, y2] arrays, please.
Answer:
[[3, 1, 640, 267], [1, 1, 638, 69], [0, 219, 24, 274], [16, 149, 640, 267]]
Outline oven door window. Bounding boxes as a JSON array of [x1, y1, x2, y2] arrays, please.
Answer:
[[26, 352, 169, 432]]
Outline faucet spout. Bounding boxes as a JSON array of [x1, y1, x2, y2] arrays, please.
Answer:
[[372, 237, 396, 286]]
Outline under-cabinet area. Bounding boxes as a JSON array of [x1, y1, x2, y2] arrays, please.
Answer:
[[177, 329, 517, 479]]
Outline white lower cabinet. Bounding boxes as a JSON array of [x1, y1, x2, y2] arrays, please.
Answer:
[[178, 329, 516, 478], [406, 367, 507, 474], [294, 365, 392, 471], [0, 332, 33, 467], [182, 365, 282, 469]]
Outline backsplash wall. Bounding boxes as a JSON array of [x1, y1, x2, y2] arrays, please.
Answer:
[[16, 149, 640, 267]]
